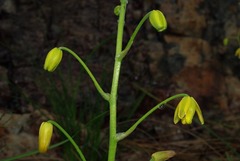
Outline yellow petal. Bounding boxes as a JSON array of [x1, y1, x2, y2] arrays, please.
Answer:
[[178, 96, 191, 119], [173, 104, 180, 124], [192, 97, 204, 124], [235, 48, 240, 59], [185, 104, 196, 124], [181, 117, 187, 125]]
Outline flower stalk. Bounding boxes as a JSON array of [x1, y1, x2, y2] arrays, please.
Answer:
[[59, 47, 109, 101], [118, 12, 151, 60], [107, 0, 127, 160], [47, 120, 86, 161], [116, 93, 188, 141]]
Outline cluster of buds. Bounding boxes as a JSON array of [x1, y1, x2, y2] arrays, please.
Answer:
[[39, 7, 204, 160]]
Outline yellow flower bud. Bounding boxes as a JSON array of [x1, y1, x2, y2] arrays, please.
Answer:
[[44, 47, 63, 72], [150, 150, 176, 161], [235, 48, 240, 59], [149, 10, 167, 32], [39, 122, 53, 153], [223, 38, 229, 46], [174, 96, 204, 125]]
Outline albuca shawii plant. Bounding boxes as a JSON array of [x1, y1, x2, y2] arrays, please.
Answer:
[[39, 1, 204, 161]]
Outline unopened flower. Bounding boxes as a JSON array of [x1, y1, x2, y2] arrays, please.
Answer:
[[39, 122, 53, 153], [223, 38, 229, 46], [149, 10, 167, 32], [114, 5, 121, 16], [150, 150, 176, 161], [174, 96, 204, 125], [44, 47, 63, 72], [235, 48, 240, 59]]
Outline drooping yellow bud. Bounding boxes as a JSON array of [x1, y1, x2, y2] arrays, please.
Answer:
[[39, 122, 53, 153], [149, 10, 167, 32], [150, 150, 176, 161], [223, 38, 229, 46], [44, 47, 63, 72], [235, 48, 240, 59], [174, 96, 204, 125]]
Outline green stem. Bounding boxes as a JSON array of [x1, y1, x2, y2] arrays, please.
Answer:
[[116, 93, 188, 141], [48, 120, 87, 161], [59, 46, 109, 101], [107, 1, 127, 161], [118, 12, 151, 61]]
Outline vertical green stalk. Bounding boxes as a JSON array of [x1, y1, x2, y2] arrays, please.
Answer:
[[107, 0, 127, 161]]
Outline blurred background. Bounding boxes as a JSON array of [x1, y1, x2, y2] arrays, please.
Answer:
[[0, 0, 240, 161]]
